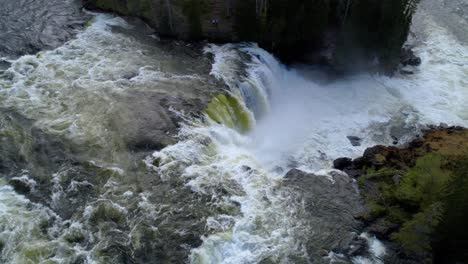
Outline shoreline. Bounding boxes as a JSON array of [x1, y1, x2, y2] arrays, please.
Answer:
[[334, 126, 468, 263]]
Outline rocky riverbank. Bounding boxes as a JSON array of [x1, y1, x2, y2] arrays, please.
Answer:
[[334, 127, 468, 263], [1, 0, 466, 262]]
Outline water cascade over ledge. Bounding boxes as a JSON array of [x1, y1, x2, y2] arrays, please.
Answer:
[[0, 1, 467, 263]]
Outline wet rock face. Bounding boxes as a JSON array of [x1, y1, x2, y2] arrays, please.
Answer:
[[281, 169, 365, 262], [333, 157, 353, 171], [0, 0, 90, 57], [400, 47, 422, 73], [8, 177, 33, 194], [401, 49, 422, 67], [335, 126, 468, 174], [83, 0, 419, 70], [83, 0, 233, 40]]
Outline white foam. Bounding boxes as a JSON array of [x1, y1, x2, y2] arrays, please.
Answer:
[[0, 4, 466, 264], [352, 233, 387, 264], [184, 11, 468, 263]]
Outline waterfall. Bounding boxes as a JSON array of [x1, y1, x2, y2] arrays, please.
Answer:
[[186, 25, 468, 260], [0, 2, 467, 263]]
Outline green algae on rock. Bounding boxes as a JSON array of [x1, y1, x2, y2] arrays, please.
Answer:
[[205, 93, 254, 134]]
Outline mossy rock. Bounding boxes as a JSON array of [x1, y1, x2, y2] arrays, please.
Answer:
[[359, 150, 468, 260], [204, 93, 254, 134]]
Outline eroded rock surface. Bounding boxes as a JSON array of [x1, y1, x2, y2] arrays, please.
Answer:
[[280, 169, 365, 262]]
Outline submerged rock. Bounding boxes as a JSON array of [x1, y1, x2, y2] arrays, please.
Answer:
[[347, 136, 362, 146]]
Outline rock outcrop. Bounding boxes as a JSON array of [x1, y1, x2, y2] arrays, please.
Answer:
[[83, 0, 420, 71], [334, 127, 468, 263], [280, 169, 366, 262]]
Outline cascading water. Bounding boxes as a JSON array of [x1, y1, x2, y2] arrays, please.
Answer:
[[148, 9, 468, 261], [0, 1, 467, 263], [0, 13, 227, 263]]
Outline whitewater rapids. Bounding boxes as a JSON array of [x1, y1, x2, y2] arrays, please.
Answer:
[[0, 1, 467, 263]]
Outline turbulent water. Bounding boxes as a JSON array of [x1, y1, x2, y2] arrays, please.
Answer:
[[0, 1, 467, 263], [0, 0, 88, 58]]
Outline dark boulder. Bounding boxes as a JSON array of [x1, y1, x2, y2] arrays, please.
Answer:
[[401, 48, 422, 67], [8, 177, 33, 194], [333, 157, 353, 170]]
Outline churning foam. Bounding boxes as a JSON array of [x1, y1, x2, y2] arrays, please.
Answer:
[[0, 5, 466, 264], [179, 10, 467, 263]]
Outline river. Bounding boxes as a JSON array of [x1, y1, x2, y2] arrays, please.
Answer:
[[0, 0, 467, 263]]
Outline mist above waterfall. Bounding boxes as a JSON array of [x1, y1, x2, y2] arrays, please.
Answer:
[[206, 22, 467, 173], [0, 0, 467, 263], [185, 17, 468, 259]]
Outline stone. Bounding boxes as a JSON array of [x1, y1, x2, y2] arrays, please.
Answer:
[[400, 69, 414, 75], [281, 168, 365, 261], [347, 136, 362, 146], [241, 165, 252, 172], [401, 47, 422, 67], [347, 236, 369, 257], [409, 57, 422, 66], [333, 157, 353, 170], [8, 177, 33, 194], [367, 219, 399, 239]]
